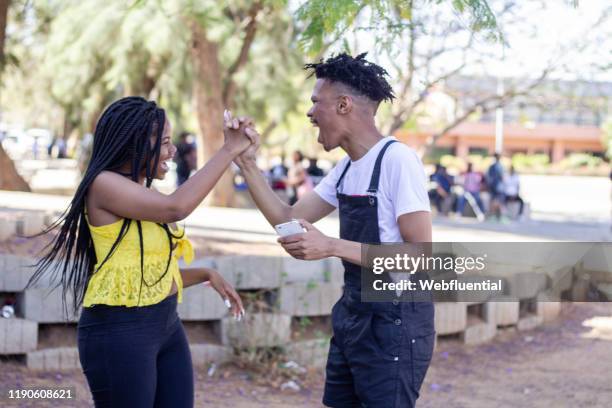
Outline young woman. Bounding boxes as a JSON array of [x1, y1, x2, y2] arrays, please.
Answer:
[[28, 96, 253, 407]]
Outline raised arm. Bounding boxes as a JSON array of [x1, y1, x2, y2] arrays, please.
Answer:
[[89, 118, 253, 224], [238, 158, 334, 227]]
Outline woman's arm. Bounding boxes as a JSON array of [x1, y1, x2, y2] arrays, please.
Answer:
[[180, 267, 244, 319], [180, 267, 209, 289], [89, 119, 253, 224]]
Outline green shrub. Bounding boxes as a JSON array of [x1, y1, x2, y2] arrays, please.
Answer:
[[559, 153, 603, 169], [512, 153, 550, 170]]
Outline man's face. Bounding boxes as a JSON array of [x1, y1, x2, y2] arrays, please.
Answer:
[[306, 79, 344, 152]]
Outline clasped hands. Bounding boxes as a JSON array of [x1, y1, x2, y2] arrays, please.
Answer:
[[222, 110, 334, 261], [222, 109, 260, 166]]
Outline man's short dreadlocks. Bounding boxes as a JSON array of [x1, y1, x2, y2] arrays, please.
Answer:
[[304, 53, 395, 104]]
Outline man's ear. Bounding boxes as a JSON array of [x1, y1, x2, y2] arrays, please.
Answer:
[[336, 95, 353, 115]]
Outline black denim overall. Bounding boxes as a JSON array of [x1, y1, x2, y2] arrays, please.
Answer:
[[322, 141, 435, 408]]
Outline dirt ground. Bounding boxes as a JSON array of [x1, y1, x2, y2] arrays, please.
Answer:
[[0, 302, 610, 407], [2, 234, 612, 407]]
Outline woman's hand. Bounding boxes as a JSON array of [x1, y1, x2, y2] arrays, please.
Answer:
[[222, 110, 255, 157], [205, 269, 245, 321], [234, 125, 260, 169]]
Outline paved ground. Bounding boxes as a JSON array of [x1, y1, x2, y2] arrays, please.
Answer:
[[1, 178, 611, 243]]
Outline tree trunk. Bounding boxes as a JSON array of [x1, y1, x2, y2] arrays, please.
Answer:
[[0, 0, 29, 191], [0, 0, 9, 67], [190, 21, 234, 207], [0, 145, 30, 191]]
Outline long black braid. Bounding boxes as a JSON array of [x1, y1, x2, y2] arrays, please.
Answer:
[[27, 96, 183, 314]]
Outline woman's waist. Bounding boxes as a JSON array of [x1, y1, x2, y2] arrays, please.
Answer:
[[79, 293, 178, 328]]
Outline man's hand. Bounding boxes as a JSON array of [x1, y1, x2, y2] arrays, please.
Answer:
[[222, 110, 255, 157], [234, 123, 260, 169], [278, 219, 334, 260]]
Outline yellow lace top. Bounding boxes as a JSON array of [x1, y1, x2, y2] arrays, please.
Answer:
[[83, 217, 194, 308]]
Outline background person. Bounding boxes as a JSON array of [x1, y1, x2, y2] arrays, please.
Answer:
[[174, 131, 197, 186], [456, 162, 485, 218], [486, 153, 505, 219], [429, 163, 454, 216], [287, 150, 313, 204], [306, 156, 325, 186], [503, 165, 524, 218]]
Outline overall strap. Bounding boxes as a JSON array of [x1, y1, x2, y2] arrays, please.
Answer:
[[367, 140, 397, 194], [335, 161, 352, 190]]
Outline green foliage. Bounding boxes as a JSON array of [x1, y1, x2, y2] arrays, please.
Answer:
[[512, 153, 550, 171], [559, 153, 604, 169], [296, 0, 501, 54]]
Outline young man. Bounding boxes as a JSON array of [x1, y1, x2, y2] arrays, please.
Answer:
[[234, 53, 434, 407]]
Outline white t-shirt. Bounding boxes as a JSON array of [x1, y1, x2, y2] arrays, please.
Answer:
[[314, 136, 430, 243], [503, 173, 520, 196]]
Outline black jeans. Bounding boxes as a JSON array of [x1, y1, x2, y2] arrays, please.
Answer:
[[78, 294, 193, 408]]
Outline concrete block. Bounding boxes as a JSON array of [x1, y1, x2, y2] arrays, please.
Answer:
[[434, 302, 467, 335], [595, 283, 612, 301], [281, 257, 327, 283], [481, 301, 497, 324], [461, 319, 496, 345], [17, 287, 79, 323], [279, 282, 342, 317], [575, 268, 612, 285], [504, 272, 548, 300], [220, 313, 291, 348], [233, 256, 282, 290], [581, 244, 612, 274], [1, 255, 55, 290], [517, 314, 543, 331], [570, 277, 590, 301], [536, 291, 561, 322], [17, 211, 47, 236], [177, 257, 216, 270], [213, 256, 236, 284], [177, 285, 229, 321], [189, 343, 232, 367], [486, 296, 519, 326], [179, 256, 236, 285], [283, 338, 330, 368], [0, 318, 38, 354], [326, 257, 345, 284], [547, 266, 574, 296], [0, 255, 36, 291], [27, 347, 81, 371], [0, 217, 18, 240]]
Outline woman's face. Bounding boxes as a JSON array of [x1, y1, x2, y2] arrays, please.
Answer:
[[151, 120, 176, 180]]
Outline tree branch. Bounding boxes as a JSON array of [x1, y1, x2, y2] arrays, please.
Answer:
[[422, 67, 552, 155], [222, 0, 263, 108]]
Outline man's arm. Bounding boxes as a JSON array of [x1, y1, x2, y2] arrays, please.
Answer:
[[279, 211, 432, 265], [238, 159, 335, 226]]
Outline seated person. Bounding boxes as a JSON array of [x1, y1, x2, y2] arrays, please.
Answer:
[[503, 165, 524, 218], [428, 164, 454, 215], [456, 162, 485, 217]]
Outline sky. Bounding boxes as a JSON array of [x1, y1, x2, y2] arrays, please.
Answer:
[[301, 0, 612, 84]]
